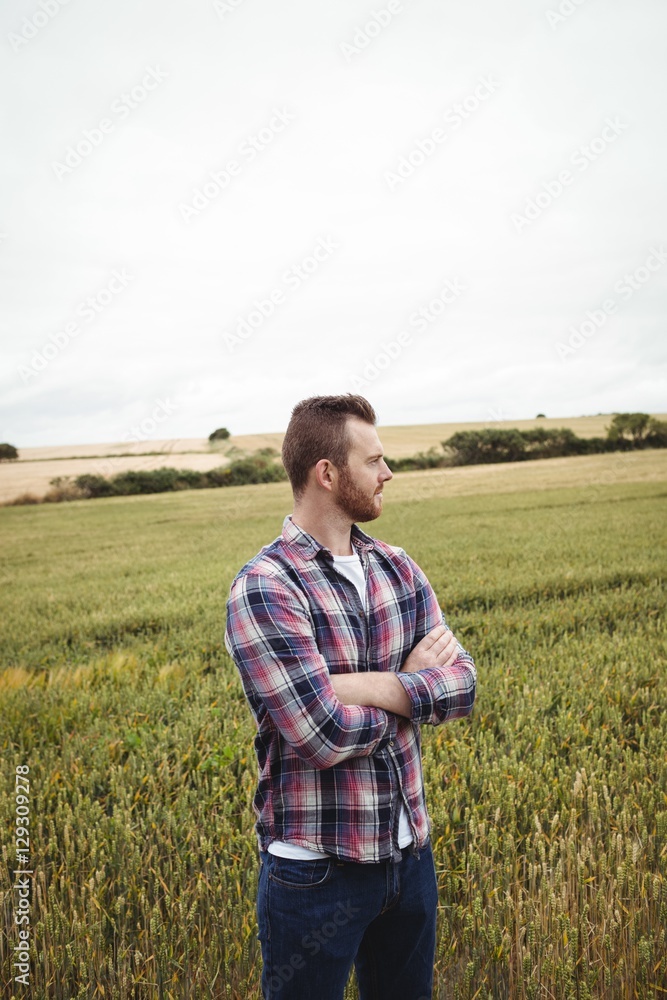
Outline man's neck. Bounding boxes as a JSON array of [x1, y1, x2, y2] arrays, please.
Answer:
[[290, 506, 355, 556]]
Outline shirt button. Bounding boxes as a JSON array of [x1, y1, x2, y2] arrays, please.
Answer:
[[389, 740, 395, 747]]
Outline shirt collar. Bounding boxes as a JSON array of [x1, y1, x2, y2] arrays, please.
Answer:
[[282, 514, 376, 561]]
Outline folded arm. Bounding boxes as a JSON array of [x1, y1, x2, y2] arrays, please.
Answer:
[[396, 630, 477, 725], [330, 671, 412, 718], [330, 555, 477, 727], [224, 573, 396, 769], [330, 622, 475, 725]]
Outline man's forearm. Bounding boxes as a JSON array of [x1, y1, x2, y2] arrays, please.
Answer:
[[330, 672, 412, 718]]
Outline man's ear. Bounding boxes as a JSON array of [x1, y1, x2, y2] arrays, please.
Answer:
[[313, 458, 335, 492]]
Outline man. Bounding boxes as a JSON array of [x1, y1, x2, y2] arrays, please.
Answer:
[[224, 394, 476, 1000]]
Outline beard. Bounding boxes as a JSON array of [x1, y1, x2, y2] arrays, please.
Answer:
[[335, 464, 383, 523]]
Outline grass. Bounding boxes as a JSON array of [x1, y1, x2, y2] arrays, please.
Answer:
[[0, 457, 665, 998]]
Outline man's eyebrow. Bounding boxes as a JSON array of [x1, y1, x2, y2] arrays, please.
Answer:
[[367, 451, 384, 460]]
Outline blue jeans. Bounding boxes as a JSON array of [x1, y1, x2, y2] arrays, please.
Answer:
[[256, 841, 437, 1000]]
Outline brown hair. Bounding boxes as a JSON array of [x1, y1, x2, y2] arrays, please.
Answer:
[[281, 394, 377, 499]]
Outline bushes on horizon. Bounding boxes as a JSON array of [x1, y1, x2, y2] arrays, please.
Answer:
[[442, 427, 623, 466], [0, 443, 18, 461], [5, 491, 41, 505], [7, 418, 666, 507], [45, 480, 89, 502], [39, 453, 288, 502], [71, 474, 117, 498], [607, 412, 650, 445], [109, 468, 205, 495], [207, 455, 287, 487], [518, 427, 614, 458], [646, 418, 667, 447], [606, 412, 667, 448], [383, 447, 446, 472], [208, 427, 230, 442], [443, 429, 527, 465], [438, 416, 664, 468]]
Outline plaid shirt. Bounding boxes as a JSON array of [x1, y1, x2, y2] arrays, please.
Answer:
[[224, 514, 476, 863]]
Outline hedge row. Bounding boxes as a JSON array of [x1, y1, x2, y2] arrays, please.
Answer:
[[385, 422, 667, 470], [47, 454, 287, 501]]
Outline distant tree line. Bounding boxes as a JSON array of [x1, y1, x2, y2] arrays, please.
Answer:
[[384, 413, 667, 470], [40, 450, 286, 503], [605, 412, 667, 447], [5, 413, 666, 506]]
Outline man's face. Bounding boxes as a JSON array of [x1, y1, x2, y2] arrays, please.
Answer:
[[334, 417, 393, 522]]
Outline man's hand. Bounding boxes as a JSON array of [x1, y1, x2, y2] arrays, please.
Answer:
[[400, 625, 460, 674]]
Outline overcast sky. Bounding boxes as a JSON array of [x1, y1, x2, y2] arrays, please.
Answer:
[[1, 0, 666, 447]]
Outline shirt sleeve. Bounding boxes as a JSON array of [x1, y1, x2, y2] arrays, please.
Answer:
[[224, 571, 397, 769], [394, 555, 477, 726]]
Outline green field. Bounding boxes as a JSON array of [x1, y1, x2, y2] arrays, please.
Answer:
[[1, 464, 666, 999]]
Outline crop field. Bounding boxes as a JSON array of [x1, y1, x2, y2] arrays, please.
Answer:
[[1, 453, 666, 999]]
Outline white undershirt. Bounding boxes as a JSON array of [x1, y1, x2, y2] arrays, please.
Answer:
[[268, 550, 413, 859]]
